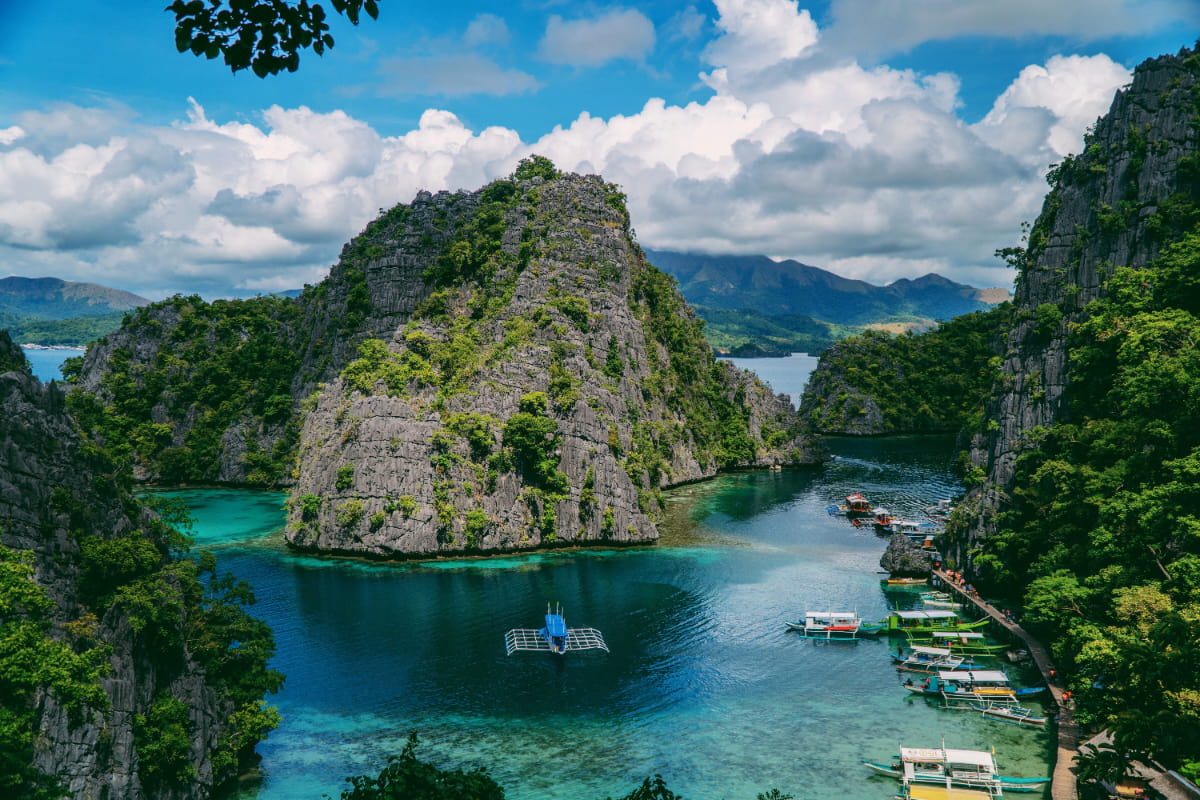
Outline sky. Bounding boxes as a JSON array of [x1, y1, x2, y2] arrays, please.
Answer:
[[1, 1, 1198, 300]]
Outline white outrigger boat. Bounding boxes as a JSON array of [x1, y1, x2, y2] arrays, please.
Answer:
[[892, 645, 972, 673], [786, 611, 885, 638], [863, 743, 1050, 794]]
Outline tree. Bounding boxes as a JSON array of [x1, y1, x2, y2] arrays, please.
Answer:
[[166, 0, 381, 77]]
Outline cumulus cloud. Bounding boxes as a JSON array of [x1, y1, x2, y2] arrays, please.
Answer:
[[379, 53, 542, 97], [538, 9, 657, 67], [822, 0, 1194, 57], [463, 13, 510, 47], [0, 0, 1141, 296]]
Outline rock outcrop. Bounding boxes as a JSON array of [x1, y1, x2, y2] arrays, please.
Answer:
[[879, 533, 934, 577], [0, 330, 279, 798], [73, 162, 825, 558], [948, 47, 1200, 564]]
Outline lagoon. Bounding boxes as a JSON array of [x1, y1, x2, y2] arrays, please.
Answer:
[[163, 435, 1052, 800]]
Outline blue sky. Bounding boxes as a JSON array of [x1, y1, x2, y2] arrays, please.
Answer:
[[1, 0, 1197, 298]]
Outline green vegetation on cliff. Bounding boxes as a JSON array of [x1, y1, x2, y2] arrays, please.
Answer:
[[800, 305, 1010, 434], [68, 294, 306, 485], [977, 232, 1200, 779]]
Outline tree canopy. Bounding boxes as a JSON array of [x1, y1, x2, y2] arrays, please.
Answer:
[[167, 0, 380, 76]]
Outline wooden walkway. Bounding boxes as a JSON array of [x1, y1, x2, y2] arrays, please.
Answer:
[[932, 569, 1080, 800]]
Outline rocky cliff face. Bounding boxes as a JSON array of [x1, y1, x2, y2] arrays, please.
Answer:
[[74, 163, 824, 558], [949, 47, 1200, 563], [1, 330, 277, 798]]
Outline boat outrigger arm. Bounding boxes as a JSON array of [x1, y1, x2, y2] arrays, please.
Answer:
[[504, 604, 610, 655]]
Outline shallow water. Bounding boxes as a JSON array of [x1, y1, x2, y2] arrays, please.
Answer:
[[158, 436, 1053, 800]]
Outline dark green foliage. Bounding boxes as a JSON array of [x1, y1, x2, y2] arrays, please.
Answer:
[[692, 306, 841, 355], [336, 465, 355, 491], [503, 392, 568, 495], [0, 545, 109, 799], [68, 294, 306, 485], [978, 230, 1200, 773], [332, 736, 793, 800], [167, 0, 380, 77], [803, 305, 1011, 434], [512, 155, 560, 182], [332, 734, 503, 800], [0, 331, 28, 374], [0, 311, 126, 347], [135, 694, 196, 790]]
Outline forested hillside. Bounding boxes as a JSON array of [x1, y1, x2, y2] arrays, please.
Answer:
[[794, 45, 1200, 782]]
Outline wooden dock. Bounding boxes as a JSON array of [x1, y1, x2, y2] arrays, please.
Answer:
[[931, 569, 1079, 800]]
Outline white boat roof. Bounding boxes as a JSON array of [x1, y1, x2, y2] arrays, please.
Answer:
[[896, 610, 958, 619], [899, 748, 996, 770], [938, 670, 1010, 682], [932, 631, 984, 639], [910, 646, 954, 656], [900, 747, 945, 762], [943, 749, 998, 768], [806, 612, 858, 618]]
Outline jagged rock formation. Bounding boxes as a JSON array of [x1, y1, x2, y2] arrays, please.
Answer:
[[879, 533, 934, 577], [72, 162, 824, 558], [949, 47, 1200, 564], [0, 330, 279, 798]]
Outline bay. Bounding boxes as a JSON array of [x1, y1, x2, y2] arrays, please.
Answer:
[[158, 436, 1053, 800], [724, 353, 820, 407], [19, 346, 78, 382]]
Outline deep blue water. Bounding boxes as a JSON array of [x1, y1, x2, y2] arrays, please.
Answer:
[[19, 346, 78, 382], [157, 437, 1053, 800]]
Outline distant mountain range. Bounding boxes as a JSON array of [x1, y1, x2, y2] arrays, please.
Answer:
[[0, 277, 150, 346], [0, 276, 149, 320], [644, 250, 1008, 327]]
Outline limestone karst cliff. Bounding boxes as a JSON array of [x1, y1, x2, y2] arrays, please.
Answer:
[[947, 46, 1200, 564], [0, 330, 281, 798], [71, 160, 824, 557]]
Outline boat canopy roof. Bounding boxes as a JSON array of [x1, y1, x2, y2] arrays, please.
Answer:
[[942, 749, 998, 768], [807, 612, 857, 618], [910, 646, 953, 656], [543, 613, 567, 637], [896, 610, 958, 620], [932, 631, 984, 640], [900, 747, 945, 762], [938, 670, 1009, 683]]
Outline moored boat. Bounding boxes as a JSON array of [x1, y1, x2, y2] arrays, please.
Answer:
[[972, 700, 1048, 726], [885, 576, 931, 586], [923, 631, 1009, 654], [786, 611, 884, 638], [884, 609, 988, 634], [863, 744, 1049, 794], [903, 669, 1042, 705], [892, 645, 971, 673], [843, 492, 873, 516]]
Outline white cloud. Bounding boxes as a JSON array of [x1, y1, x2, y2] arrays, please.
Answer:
[[703, 0, 819, 74], [379, 53, 542, 97], [464, 13, 510, 46], [0, 1, 1145, 297], [538, 9, 656, 67], [822, 0, 1195, 56], [976, 54, 1131, 159], [667, 6, 707, 41]]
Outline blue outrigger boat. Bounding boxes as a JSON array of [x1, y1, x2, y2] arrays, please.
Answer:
[[863, 743, 1050, 794], [504, 604, 609, 655]]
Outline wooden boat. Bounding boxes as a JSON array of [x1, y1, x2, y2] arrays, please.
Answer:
[[785, 612, 885, 638], [972, 701, 1048, 726], [891, 645, 971, 673], [920, 591, 961, 609], [885, 576, 931, 586], [923, 631, 1009, 654], [903, 669, 1043, 705], [844, 492, 873, 515], [884, 609, 987, 634], [504, 604, 609, 655], [863, 744, 1049, 794]]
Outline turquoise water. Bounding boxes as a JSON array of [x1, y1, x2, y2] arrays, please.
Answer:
[[158, 436, 1054, 800]]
